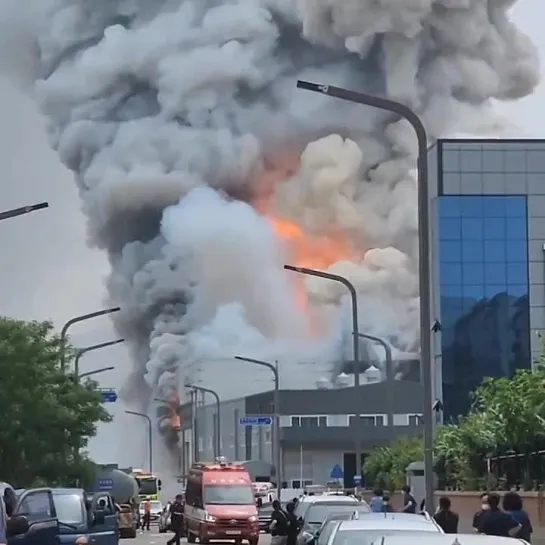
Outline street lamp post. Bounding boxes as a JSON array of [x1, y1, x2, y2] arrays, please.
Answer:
[[0, 202, 49, 221], [356, 333, 394, 428], [73, 339, 124, 381], [125, 411, 153, 472], [186, 385, 221, 458], [283, 265, 363, 477], [60, 307, 121, 372], [234, 356, 282, 491], [78, 366, 115, 380], [295, 80, 434, 510]]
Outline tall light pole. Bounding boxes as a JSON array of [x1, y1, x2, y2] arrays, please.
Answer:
[[283, 265, 363, 475], [126, 411, 153, 472], [234, 356, 282, 491], [78, 366, 114, 380], [185, 384, 221, 458], [0, 202, 49, 221], [295, 80, 434, 511], [356, 333, 394, 428], [73, 339, 124, 380], [60, 307, 121, 372]]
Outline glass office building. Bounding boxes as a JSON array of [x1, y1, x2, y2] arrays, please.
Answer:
[[433, 140, 542, 420]]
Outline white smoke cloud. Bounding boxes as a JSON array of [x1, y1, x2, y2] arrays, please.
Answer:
[[0, 0, 539, 472]]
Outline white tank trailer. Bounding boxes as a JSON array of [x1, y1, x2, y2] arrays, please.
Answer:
[[93, 465, 139, 504]]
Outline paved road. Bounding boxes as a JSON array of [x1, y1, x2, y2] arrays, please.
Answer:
[[133, 530, 273, 545]]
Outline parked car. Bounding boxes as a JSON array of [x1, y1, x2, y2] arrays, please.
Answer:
[[5, 487, 118, 545], [302, 505, 372, 545], [293, 494, 361, 520], [296, 501, 370, 545], [317, 513, 443, 545], [139, 499, 163, 524], [320, 533, 530, 545], [158, 504, 171, 533]]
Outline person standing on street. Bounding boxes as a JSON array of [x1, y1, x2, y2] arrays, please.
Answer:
[[433, 497, 459, 534], [142, 498, 151, 531], [269, 500, 289, 545], [167, 494, 185, 545], [285, 502, 299, 545], [370, 489, 383, 513], [477, 492, 521, 537], [401, 485, 417, 514], [472, 493, 489, 532], [503, 491, 533, 542]]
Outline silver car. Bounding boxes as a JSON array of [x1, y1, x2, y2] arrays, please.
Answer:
[[323, 533, 530, 545], [318, 513, 444, 545], [158, 504, 172, 533]]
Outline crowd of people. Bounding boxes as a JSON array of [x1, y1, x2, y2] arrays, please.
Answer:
[[370, 486, 533, 541]]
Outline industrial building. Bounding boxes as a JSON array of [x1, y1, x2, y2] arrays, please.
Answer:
[[429, 139, 542, 420], [177, 380, 424, 488]]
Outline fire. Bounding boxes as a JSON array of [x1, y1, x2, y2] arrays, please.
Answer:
[[268, 216, 356, 330]]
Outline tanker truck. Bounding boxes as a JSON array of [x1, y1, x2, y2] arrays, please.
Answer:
[[92, 464, 140, 505]]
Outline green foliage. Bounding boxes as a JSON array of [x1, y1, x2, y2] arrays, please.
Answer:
[[363, 436, 422, 491], [365, 366, 545, 490], [0, 317, 112, 487]]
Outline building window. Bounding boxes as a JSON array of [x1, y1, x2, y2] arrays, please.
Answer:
[[291, 480, 313, 488], [349, 415, 381, 427], [291, 416, 328, 428], [438, 193, 530, 420], [408, 415, 421, 426]]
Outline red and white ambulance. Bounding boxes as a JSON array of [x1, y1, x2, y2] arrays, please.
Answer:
[[185, 460, 259, 545]]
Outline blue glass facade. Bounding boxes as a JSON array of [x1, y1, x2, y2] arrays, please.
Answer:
[[439, 195, 531, 420]]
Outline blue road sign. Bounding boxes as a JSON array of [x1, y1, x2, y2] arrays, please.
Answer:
[[95, 478, 114, 491], [99, 388, 118, 403], [353, 475, 362, 486], [330, 464, 344, 479], [239, 416, 273, 426]]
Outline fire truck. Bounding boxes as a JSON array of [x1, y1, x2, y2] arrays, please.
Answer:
[[184, 459, 259, 545], [131, 469, 162, 501]]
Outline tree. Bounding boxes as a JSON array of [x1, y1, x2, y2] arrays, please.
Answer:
[[364, 366, 545, 491], [0, 318, 112, 486], [363, 436, 423, 491]]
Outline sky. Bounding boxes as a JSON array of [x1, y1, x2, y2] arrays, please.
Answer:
[[0, 0, 543, 466]]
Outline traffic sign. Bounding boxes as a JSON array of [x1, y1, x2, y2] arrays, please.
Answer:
[[99, 388, 118, 403], [330, 464, 343, 479], [239, 416, 273, 426], [95, 478, 114, 491], [353, 475, 362, 486]]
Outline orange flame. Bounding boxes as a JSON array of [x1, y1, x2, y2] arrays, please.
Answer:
[[267, 216, 356, 331]]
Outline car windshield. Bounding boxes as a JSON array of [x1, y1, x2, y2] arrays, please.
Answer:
[[305, 504, 363, 524], [53, 493, 86, 526], [204, 485, 255, 505], [151, 501, 162, 510], [139, 479, 158, 495]]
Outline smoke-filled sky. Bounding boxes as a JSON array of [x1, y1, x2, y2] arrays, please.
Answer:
[[0, 0, 543, 467]]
